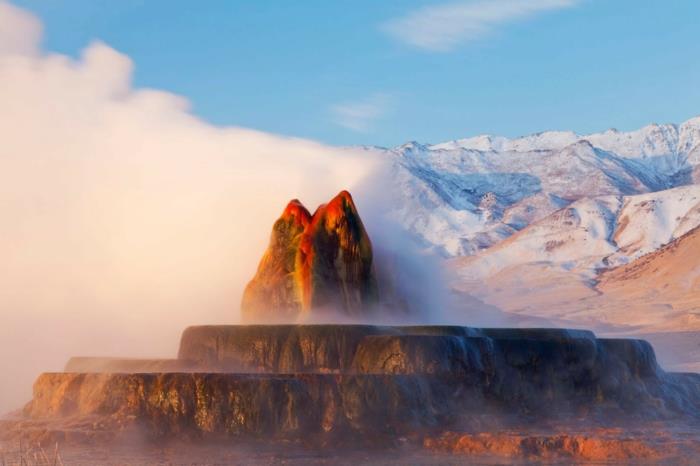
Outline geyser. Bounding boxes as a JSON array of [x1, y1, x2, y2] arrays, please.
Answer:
[[241, 190, 378, 322], [3, 191, 700, 463], [4, 325, 700, 454]]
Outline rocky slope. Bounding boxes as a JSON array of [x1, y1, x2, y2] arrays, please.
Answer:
[[241, 191, 378, 321], [347, 117, 700, 352], [593, 225, 700, 333], [445, 186, 700, 342], [594, 224, 700, 371], [453, 184, 700, 282], [597, 225, 700, 299], [379, 116, 700, 256]]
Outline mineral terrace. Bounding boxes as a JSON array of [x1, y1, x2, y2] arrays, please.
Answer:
[[3, 192, 700, 464]]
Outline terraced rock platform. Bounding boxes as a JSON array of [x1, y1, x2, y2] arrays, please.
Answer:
[[2, 325, 700, 461]]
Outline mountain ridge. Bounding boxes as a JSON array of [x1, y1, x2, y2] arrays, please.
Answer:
[[363, 116, 700, 354], [425, 116, 700, 159], [378, 116, 700, 257]]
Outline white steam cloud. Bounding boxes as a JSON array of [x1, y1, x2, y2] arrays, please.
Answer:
[[0, 2, 380, 414], [0, 1, 41, 56]]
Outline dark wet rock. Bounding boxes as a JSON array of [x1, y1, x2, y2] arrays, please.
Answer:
[[21, 373, 456, 442], [351, 335, 491, 377], [6, 325, 700, 444], [177, 325, 400, 373], [64, 357, 200, 373], [479, 327, 596, 341]]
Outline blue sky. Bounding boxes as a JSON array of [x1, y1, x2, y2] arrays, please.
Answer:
[[13, 0, 700, 147]]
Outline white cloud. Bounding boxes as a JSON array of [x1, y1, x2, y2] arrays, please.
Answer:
[[383, 0, 579, 52], [0, 3, 381, 413], [0, 0, 41, 56], [331, 93, 392, 132]]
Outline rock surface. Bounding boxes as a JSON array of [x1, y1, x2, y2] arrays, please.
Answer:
[[64, 357, 200, 372], [424, 430, 667, 462], [241, 191, 378, 322], [21, 372, 455, 443], [6, 325, 700, 449]]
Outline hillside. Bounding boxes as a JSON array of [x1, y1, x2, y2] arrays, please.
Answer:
[[451, 184, 700, 281], [375, 118, 700, 372], [381, 116, 700, 256], [598, 225, 700, 314]]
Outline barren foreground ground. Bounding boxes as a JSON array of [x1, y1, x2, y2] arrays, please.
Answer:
[[3, 427, 700, 466]]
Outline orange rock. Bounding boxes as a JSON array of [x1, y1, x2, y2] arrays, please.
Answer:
[[424, 431, 665, 461], [241, 191, 378, 321]]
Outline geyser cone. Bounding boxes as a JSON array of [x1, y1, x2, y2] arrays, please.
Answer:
[[241, 190, 378, 321]]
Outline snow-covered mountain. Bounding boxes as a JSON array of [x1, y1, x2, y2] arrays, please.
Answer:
[[453, 184, 700, 281], [370, 116, 700, 362], [382, 116, 700, 256]]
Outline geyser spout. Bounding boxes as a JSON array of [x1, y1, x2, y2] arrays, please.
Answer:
[[241, 190, 378, 322]]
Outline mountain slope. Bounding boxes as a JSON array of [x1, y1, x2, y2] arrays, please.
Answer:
[[598, 225, 700, 310], [377, 117, 700, 370], [452, 184, 700, 281], [382, 116, 700, 256]]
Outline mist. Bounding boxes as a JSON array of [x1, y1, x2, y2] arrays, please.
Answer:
[[0, 1, 385, 414], [353, 165, 509, 327], [0, 1, 502, 415]]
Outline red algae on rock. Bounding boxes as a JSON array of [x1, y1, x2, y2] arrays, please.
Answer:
[[423, 431, 667, 462], [241, 191, 378, 321]]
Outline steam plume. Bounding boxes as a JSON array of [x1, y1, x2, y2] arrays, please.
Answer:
[[0, 1, 379, 413]]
